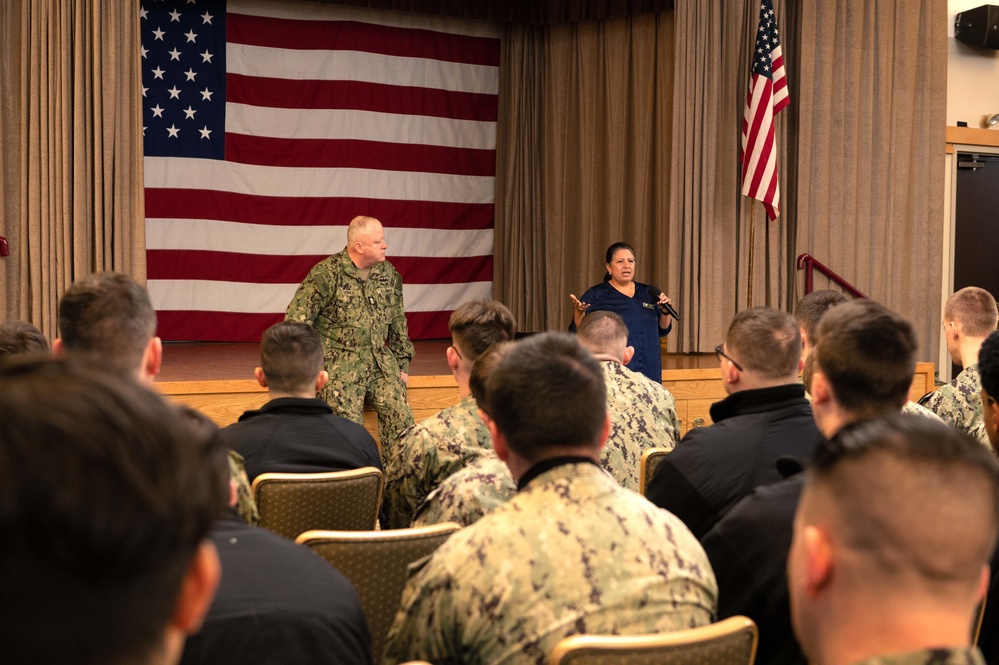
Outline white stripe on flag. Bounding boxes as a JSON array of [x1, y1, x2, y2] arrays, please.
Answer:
[[148, 279, 493, 313], [144, 157, 496, 203], [226, 103, 497, 149], [145, 218, 494, 257]]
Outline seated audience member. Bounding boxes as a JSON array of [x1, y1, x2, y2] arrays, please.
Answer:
[[0, 320, 49, 363], [222, 321, 381, 481], [701, 299, 919, 665], [383, 333, 717, 665], [645, 306, 822, 538], [577, 311, 681, 490], [54, 271, 258, 524], [181, 412, 371, 665], [972, 330, 999, 663], [413, 342, 517, 527], [920, 286, 998, 443], [789, 415, 997, 665], [381, 299, 516, 529], [0, 358, 227, 665]]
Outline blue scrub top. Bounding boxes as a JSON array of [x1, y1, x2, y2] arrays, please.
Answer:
[[569, 280, 671, 384]]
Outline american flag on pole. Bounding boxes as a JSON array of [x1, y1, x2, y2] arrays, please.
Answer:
[[141, 0, 500, 341], [741, 0, 789, 221]]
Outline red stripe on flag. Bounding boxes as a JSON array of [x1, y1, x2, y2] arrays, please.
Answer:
[[227, 75, 498, 122], [156, 309, 453, 342], [144, 190, 495, 230], [147, 250, 493, 285], [224, 134, 496, 176], [228, 14, 500, 66]]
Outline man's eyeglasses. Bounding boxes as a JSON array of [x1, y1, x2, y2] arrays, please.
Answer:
[[714, 343, 744, 372]]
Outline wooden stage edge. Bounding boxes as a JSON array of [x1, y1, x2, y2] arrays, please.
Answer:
[[156, 342, 938, 443]]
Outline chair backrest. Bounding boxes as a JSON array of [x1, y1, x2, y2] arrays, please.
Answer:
[[549, 616, 759, 665], [639, 447, 673, 496], [297, 523, 461, 664], [252, 467, 383, 540]]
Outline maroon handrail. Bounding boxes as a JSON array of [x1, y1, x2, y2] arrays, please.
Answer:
[[796, 253, 868, 299]]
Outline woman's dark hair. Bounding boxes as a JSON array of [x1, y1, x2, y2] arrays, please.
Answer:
[[602, 242, 636, 282]]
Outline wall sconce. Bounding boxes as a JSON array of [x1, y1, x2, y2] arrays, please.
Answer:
[[981, 113, 999, 129]]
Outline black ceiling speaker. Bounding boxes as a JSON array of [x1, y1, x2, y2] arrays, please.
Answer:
[[955, 5, 999, 49]]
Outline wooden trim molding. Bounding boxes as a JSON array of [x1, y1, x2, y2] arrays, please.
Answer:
[[946, 126, 999, 148]]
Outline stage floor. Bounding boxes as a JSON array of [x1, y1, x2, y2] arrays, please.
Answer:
[[157, 340, 720, 382]]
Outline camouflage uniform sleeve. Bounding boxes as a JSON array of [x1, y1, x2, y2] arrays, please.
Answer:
[[386, 267, 414, 374], [285, 260, 335, 326], [380, 425, 439, 529], [228, 450, 259, 525], [382, 553, 462, 664]]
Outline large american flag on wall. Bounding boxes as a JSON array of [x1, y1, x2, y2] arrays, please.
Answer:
[[141, 0, 500, 341]]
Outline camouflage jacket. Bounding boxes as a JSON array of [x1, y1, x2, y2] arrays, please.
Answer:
[[851, 647, 985, 665], [383, 462, 718, 665], [919, 365, 986, 443], [380, 394, 492, 529], [600, 360, 681, 491], [901, 400, 946, 423], [412, 452, 515, 528], [286, 249, 414, 384]]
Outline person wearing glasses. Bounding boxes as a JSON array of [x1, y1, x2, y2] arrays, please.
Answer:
[[380, 299, 517, 529], [645, 306, 823, 539], [700, 299, 921, 665], [569, 241, 674, 384]]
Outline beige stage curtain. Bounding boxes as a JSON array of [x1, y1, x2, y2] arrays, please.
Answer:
[[0, 1, 145, 338], [495, 12, 676, 335], [793, 0, 946, 362]]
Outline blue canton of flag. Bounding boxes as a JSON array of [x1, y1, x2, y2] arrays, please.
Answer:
[[141, 0, 226, 160]]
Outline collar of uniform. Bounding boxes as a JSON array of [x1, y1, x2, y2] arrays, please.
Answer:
[[237, 396, 333, 421], [516, 456, 600, 491], [709, 383, 808, 423]]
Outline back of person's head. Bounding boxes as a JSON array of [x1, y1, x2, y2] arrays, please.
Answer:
[[812, 300, 916, 417], [791, 415, 999, 658], [945, 286, 998, 338], [57, 272, 157, 376], [577, 310, 628, 358], [794, 290, 848, 344], [469, 340, 515, 409], [448, 300, 517, 364], [484, 332, 606, 461], [261, 321, 324, 393], [0, 357, 228, 665], [0, 320, 49, 364], [725, 306, 801, 379], [978, 330, 999, 447]]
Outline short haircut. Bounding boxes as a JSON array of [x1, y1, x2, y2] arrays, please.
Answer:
[[0, 358, 229, 665], [346, 215, 379, 244], [483, 332, 606, 461], [261, 321, 324, 393], [805, 414, 999, 596], [979, 330, 999, 400], [468, 340, 515, 409], [945, 286, 998, 338], [448, 300, 517, 364], [794, 290, 848, 342], [57, 272, 157, 376], [725, 307, 801, 378], [812, 300, 916, 417], [0, 320, 49, 363], [577, 310, 628, 357]]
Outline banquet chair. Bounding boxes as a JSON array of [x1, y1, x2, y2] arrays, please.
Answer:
[[549, 615, 758, 665], [639, 447, 673, 496], [252, 467, 383, 540], [297, 522, 461, 663]]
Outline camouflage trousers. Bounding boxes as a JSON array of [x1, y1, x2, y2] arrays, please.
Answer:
[[321, 369, 414, 450]]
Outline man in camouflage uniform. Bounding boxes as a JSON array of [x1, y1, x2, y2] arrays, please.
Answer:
[[577, 311, 680, 490], [412, 451, 515, 527], [379, 300, 516, 529], [383, 333, 717, 665], [286, 216, 415, 448], [919, 286, 998, 445], [788, 416, 997, 665]]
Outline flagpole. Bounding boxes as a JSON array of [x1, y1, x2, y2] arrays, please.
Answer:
[[748, 203, 756, 307]]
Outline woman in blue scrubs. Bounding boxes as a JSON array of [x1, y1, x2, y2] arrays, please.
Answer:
[[569, 242, 674, 384]]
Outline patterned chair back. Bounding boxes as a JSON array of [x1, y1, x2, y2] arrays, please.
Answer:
[[639, 448, 673, 496]]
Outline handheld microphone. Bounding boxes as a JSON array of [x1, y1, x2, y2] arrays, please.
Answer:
[[648, 286, 679, 321]]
